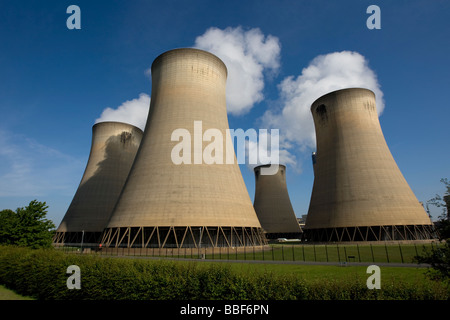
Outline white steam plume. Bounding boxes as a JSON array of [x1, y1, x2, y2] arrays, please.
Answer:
[[262, 51, 384, 152], [95, 93, 150, 131], [194, 26, 281, 115]]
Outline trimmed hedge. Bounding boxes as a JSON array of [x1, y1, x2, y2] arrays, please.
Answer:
[[0, 246, 448, 300]]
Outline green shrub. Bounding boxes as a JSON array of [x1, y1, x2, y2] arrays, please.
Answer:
[[0, 246, 448, 300]]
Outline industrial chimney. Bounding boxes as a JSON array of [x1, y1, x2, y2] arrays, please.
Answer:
[[54, 121, 143, 245], [305, 88, 435, 241], [253, 164, 302, 239], [102, 48, 266, 249]]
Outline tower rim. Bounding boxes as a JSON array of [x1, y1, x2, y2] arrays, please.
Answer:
[[253, 163, 286, 172], [150, 47, 228, 77], [310, 87, 375, 111], [93, 121, 143, 134]]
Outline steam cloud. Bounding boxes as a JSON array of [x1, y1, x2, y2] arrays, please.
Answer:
[[194, 26, 281, 115], [95, 93, 150, 131], [262, 50, 384, 154], [96, 26, 281, 131]]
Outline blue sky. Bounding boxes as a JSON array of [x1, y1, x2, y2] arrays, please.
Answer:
[[0, 0, 449, 227]]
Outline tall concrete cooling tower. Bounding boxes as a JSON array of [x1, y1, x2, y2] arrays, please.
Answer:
[[253, 164, 302, 239], [54, 121, 143, 245], [101, 48, 266, 249], [305, 88, 435, 242]]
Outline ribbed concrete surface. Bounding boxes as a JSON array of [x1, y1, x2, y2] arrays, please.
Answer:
[[56, 121, 143, 233], [306, 88, 432, 229], [105, 48, 261, 229]]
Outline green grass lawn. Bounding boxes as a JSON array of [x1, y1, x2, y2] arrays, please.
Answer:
[[159, 256, 436, 288], [0, 285, 34, 300], [225, 261, 428, 283], [66, 242, 437, 265], [197, 243, 433, 263]]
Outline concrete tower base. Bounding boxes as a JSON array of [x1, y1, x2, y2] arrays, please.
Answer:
[[304, 224, 437, 242], [53, 231, 103, 245], [101, 226, 267, 249]]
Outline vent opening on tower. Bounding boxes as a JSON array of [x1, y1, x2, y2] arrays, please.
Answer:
[[120, 131, 132, 145], [316, 104, 328, 121]]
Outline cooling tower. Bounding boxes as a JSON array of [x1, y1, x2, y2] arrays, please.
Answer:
[[101, 48, 266, 249], [305, 88, 435, 242], [53, 121, 143, 245], [253, 164, 302, 239]]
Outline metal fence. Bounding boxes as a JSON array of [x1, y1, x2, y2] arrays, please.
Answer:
[[54, 241, 439, 264]]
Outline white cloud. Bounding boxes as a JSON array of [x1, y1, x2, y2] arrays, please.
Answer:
[[262, 51, 384, 152], [95, 27, 281, 131], [194, 26, 281, 115], [95, 93, 150, 131]]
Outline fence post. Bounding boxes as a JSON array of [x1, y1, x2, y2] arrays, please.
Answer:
[[272, 245, 275, 261], [282, 245, 285, 261], [325, 244, 328, 262], [313, 244, 317, 262], [292, 245, 295, 261], [370, 244, 374, 262], [385, 243, 390, 263], [302, 245, 305, 262], [357, 244, 361, 262], [398, 243, 404, 263], [337, 244, 341, 262], [344, 246, 348, 262]]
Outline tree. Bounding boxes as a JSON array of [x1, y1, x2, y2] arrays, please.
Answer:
[[0, 200, 55, 248], [427, 178, 450, 218], [414, 239, 450, 281], [427, 178, 450, 240], [414, 179, 450, 280], [0, 209, 19, 245]]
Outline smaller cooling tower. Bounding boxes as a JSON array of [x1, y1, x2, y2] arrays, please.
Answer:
[[53, 121, 143, 245], [305, 88, 435, 242], [253, 164, 302, 239]]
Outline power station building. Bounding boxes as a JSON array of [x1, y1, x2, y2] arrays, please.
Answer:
[[253, 164, 302, 239], [304, 88, 436, 242], [54, 121, 143, 245], [101, 48, 266, 249]]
